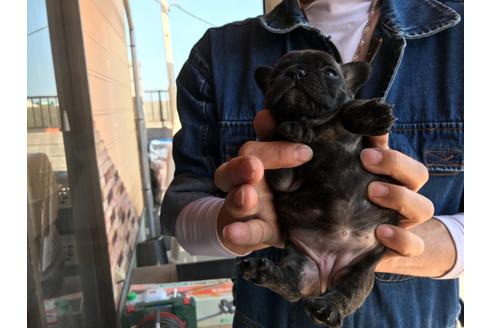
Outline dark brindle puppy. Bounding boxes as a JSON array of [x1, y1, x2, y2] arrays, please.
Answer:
[[237, 50, 400, 327]]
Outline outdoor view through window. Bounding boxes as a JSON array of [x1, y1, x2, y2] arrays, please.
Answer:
[[27, 1, 262, 327]]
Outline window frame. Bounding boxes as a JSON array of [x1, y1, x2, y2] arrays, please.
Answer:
[[43, 0, 117, 326]]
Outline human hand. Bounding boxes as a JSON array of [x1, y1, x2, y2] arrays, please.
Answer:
[[214, 110, 313, 255], [360, 134, 437, 273]]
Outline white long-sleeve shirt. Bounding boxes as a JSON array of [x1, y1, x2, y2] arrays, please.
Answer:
[[174, 0, 464, 279]]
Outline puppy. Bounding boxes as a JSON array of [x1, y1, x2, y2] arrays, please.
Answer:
[[238, 50, 399, 327]]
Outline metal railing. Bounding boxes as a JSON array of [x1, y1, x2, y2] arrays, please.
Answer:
[[27, 91, 171, 130], [27, 96, 61, 129], [143, 90, 172, 126]]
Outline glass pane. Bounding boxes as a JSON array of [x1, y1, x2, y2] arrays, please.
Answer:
[[129, 0, 264, 264], [131, 0, 263, 129], [27, 0, 85, 326], [168, 0, 264, 78]]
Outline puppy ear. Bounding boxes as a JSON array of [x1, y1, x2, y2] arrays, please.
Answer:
[[255, 66, 273, 95], [341, 62, 372, 95]]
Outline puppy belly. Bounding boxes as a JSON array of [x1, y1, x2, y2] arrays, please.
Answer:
[[290, 228, 378, 295]]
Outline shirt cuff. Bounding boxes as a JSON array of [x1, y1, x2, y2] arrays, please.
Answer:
[[433, 213, 464, 279], [175, 196, 251, 258]]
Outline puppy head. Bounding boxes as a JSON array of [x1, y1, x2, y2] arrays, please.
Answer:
[[256, 50, 371, 120]]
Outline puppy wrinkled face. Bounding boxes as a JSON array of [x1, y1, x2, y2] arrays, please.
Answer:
[[271, 51, 345, 111], [255, 50, 371, 121]]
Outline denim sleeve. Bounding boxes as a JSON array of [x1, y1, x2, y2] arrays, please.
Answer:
[[160, 31, 222, 236]]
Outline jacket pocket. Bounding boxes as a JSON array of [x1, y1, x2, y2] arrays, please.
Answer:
[[424, 148, 463, 176], [389, 121, 463, 176]]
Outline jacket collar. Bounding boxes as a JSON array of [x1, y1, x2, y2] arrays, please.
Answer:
[[259, 0, 461, 39], [259, 0, 310, 33]]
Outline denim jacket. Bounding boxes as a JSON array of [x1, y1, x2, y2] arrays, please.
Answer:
[[161, 0, 463, 327]]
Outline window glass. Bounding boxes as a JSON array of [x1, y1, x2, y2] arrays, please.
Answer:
[[130, 0, 263, 127], [129, 0, 264, 262], [28, 1, 265, 326], [168, 0, 264, 79], [27, 0, 85, 326]]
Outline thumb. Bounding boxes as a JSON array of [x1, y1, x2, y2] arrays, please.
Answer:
[[254, 109, 276, 140], [223, 219, 276, 248]]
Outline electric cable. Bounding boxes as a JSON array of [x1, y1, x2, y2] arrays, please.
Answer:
[[151, 0, 216, 27], [169, 3, 216, 27], [27, 25, 48, 37]]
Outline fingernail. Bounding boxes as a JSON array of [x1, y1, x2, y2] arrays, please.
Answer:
[[240, 159, 256, 181], [361, 149, 382, 165], [235, 186, 245, 207], [378, 225, 394, 238], [296, 145, 313, 162], [369, 182, 389, 198]]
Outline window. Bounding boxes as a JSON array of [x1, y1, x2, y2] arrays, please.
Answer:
[[27, 1, 267, 327], [27, 0, 87, 326], [130, 0, 264, 262]]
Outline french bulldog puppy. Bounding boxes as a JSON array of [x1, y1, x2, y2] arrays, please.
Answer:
[[238, 50, 400, 327]]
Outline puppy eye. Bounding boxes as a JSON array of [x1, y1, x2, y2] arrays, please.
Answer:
[[321, 66, 338, 77], [295, 69, 306, 79]]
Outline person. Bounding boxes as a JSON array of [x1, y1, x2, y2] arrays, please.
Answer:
[[161, 0, 464, 327]]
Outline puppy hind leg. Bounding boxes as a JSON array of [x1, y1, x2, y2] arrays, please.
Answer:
[[304, 247, 385, 328], [238, 244, 317, 302]]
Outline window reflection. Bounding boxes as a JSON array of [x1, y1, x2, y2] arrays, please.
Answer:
[[27, 1, 265, 327], [27, 0, 83, 326]]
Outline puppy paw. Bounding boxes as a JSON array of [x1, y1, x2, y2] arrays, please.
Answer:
[[364, 100, 395, 135], [305, 297, 342, 328], [238, 258, 277, 285], [341, 99, 395, 136]]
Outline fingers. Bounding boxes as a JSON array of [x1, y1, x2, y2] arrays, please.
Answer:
[[214, 156, 264, 192], [368, 182, 434, 228], [360, 148, 429, 191], [218, 181, 281, 252], [221, 184, 281, 250], [376, 224, 425, 257], [367, 134, 390, 149], [214, 141, 313, 192], [239, 141, 313, 169], [254, 109, 276, 140], [223, 218, 280, 248], [224, 184, 260, 218]]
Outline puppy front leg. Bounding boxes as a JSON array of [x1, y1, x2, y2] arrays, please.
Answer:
[[340, 99, 395, 136]]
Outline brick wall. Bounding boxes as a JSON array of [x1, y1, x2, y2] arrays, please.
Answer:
[[80, 0, 144, 217], [78, 0, 145, 305], [95, 130, 141, 303]]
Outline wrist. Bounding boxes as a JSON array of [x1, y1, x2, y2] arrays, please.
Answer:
[[376, 218, 456, 277], [428, 218, 457, 277], [432, 213, 464, 279], [176, 197, 250, 257]]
